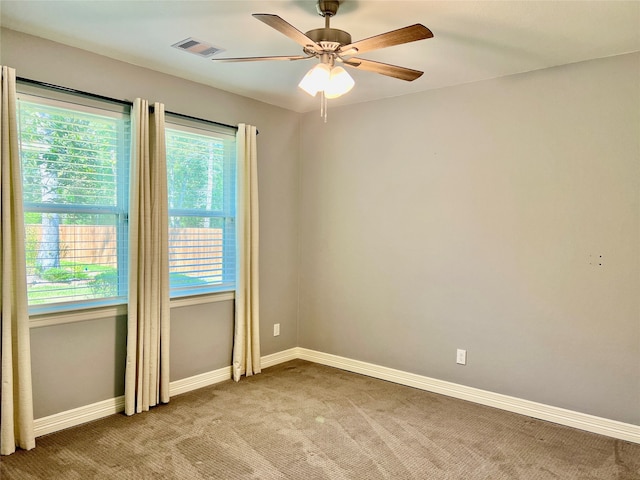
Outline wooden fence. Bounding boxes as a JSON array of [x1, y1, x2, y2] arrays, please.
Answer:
[[25, 225, 224, 272], [168, 227, 223, 275]]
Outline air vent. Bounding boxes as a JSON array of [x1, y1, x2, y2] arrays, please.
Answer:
[[172, 38, 224, 58]]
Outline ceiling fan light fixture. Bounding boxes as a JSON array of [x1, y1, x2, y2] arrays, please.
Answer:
[[298, 63, 331, 96], [299, 63, 354, 99], [324, 66, 354, 99]]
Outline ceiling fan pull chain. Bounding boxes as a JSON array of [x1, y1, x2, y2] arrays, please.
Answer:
[[321, 91, 328, 123]]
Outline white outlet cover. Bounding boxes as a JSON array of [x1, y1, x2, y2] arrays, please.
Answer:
[[456, 349, 467, 365]]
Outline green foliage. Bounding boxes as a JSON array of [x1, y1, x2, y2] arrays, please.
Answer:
[[40, 266, 90, 283], [61, 261, 114, 273], [170, 272, 208, 288], [89, 270, 118, 297], [166, 128, 227, 228], [40, 267, 75, 283], [71, 265, 91, 278], [18, 100, 121, 219], [26, 265, 118, 305], [24, 212, 42, 223], [27, 284, 93, 305], [24, 225, 39, 272]]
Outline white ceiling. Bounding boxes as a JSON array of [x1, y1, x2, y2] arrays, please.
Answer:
[[1, 1, 639, 113]]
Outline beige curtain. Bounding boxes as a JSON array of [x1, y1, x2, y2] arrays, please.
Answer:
[[0, 66, 35, 455], [125, 99, 170, 415], [233, 124, 261, 382]]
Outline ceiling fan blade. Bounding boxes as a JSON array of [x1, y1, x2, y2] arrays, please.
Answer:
[[343, 58, 424, 81], [339, 24, 433, 55], [213, 55, 312, 62], [253, 13, 321, 51]]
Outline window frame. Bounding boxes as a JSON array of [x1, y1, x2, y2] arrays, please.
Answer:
[[164, 113, 237, 298], [16, 85, 131, 315]]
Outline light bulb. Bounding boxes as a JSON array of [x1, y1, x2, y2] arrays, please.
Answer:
[[324, 66, 355, 99], [298, 63, 331, 97]]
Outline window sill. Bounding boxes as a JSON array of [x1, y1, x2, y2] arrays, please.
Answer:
[[29, 291, 236, 328], [29, 303, 128, 329], [170, 291, 235, 309]]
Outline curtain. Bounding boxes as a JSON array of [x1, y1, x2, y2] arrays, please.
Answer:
[[125, 99, 170, 415], [0, 66, 35, 455], [232, 124, 261, 382]]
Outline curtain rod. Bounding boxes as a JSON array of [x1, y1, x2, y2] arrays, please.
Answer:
[[16, 76, 243, 133], [162, 109, 241, 133], [17, 76, 132, 107]]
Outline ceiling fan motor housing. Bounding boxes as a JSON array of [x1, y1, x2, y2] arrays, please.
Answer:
[[305, 28, 352, 48]]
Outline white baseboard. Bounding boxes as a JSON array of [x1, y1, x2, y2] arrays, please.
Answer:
[[34, 396, 125, 437], [296, 348, 640, 444], [169, 365, 232, 397], [34, 369, 232, 437], [261, 347, 299, 368], [34, 347, 640, 444]]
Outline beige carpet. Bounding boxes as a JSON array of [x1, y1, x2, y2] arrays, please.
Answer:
[[1, 359, 638, 479]]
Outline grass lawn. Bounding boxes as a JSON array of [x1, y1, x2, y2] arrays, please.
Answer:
[[27, 263, 218, 305]]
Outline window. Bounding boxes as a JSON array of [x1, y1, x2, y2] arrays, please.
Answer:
[[165, 117, 236, 297], [16, 83, 237, 313], [17, 89, 129, 312]]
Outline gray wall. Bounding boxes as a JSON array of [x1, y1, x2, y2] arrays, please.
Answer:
[[30, 315, 127, 418], [298, 53, 640, 425], [2, 28, 300, 418]]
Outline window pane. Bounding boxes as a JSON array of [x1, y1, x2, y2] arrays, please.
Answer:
[[19, 101, 120, 207], [166, 129, 226, 212], [166, 122, 236, 296], [25, 213, 123, 306], [169, 216, 235, 294]]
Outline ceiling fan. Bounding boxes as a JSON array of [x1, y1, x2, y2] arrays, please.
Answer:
[[213, 0, 434, 119]]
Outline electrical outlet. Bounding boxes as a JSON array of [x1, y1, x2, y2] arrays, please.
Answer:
[[456, 349, 467, 365], [273, 323, 280, 337]]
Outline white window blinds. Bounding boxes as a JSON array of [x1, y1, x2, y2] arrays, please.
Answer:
[[165, 117, 236, 296]]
